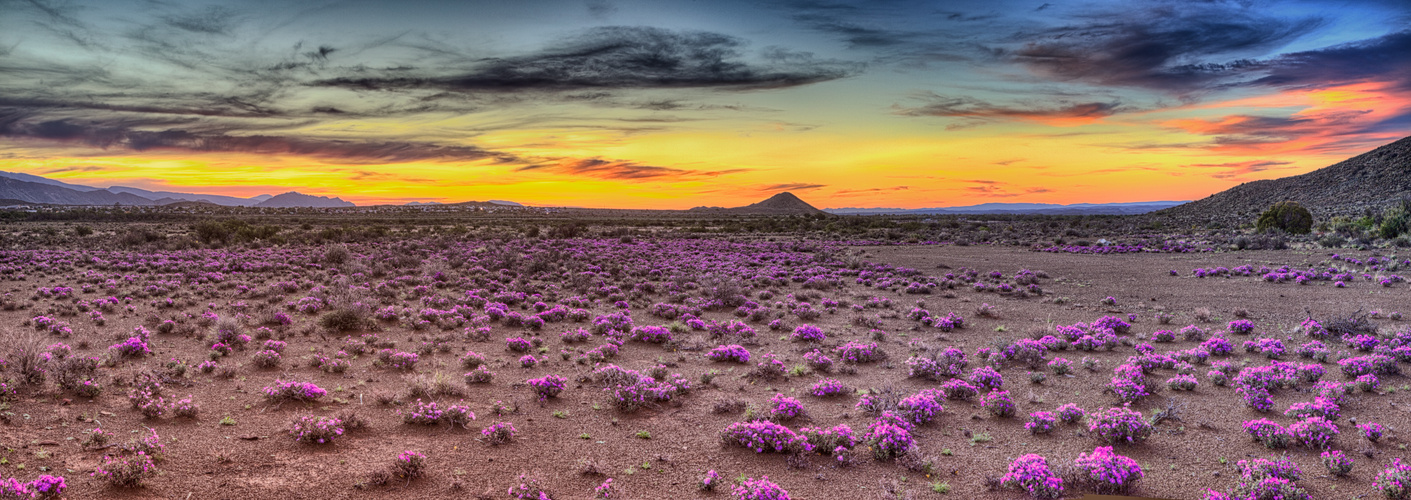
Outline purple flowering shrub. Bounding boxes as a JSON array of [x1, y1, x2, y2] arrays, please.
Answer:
[[505, 336, 532, 352], [808, 378, 849, 397], [629, 325, 673, 344], [700, 470, 722, 491], [290, 415, 344, 444], [0, 475, 66, 499], [464, 365, 494, 384], [92, 452, 157, 487], [1074, 446, 1142, 494], [720, 420, 811, 454], [865, 416, 913, 459], [527, 375, 567, 401], [968, 366, 1004, 390], [896, 390, 944, 424], [1377, 458, 1411, 499], [768, 394, 807, 421], [1026, 411, 1057, 434], [1228, 319, 1255, 335], [1360, 421, 1385, 442], [108, 333, 152, 358], [1056, 403, 1085, 424], [1322, 449, 1353, 477], [1166, 374, 1197, 391], [481, 421, 517, 445], [263, 380, 327, 403], [941, 379, 979, 400], [798, 424, 856, 455], [733, 476, 791, 500], [1088, 407, 1152, 444], [836, 341, 886, 364], [1243, 419, 1292, 449], [790, 324, 825, 342], [981, 390, 1015, 417], [803, 349, 833, 371], [706, 344, 751, 364], [1000, 454, 1064, 499], [394, 450, 426, 479], [1238, 455, 1301, 482], [1288, 416, 1338, 449], [1284, 398, 1339, 420], [1108, 364, 1151, 403]]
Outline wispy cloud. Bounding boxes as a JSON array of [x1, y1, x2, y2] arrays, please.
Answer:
[[759, 182, 826, 192], [516, 157, 749, 181]]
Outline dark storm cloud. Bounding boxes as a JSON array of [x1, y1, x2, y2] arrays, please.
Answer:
[[314, 26, 859, 93], [1251, 30, 1411, 90], [0, 111, 516, 164], [895, 94, 1126, 121], [516, 157, 750, 181], [1011, 6, 1323, 92]]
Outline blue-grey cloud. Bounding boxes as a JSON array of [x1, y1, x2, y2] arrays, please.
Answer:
[[314, 26, 860, 92]]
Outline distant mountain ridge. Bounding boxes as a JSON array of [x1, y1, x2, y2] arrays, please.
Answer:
[[1159, 135, 1411, 221], [255, 192, 354, 208], [0, 171, 346, 207], [827, 201, 1186, 216], [107, 186, 265, 206], [0, 177, 156, 206]]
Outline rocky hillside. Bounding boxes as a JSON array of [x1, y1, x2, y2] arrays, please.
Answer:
[[1159, 135, 1411, 223]]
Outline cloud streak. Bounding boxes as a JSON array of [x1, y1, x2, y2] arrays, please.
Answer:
[[315, 26, 860, 93], [0, 111, 516, 164], [896, 94, 1126, 126], [515, 157, 749, 182]]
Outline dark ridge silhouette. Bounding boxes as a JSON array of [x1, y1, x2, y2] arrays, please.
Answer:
[[690, 191, 824, 215], [254, 192, 355, 208]]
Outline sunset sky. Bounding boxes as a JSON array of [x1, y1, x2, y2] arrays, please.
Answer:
[[2, 0, 1410, 208]]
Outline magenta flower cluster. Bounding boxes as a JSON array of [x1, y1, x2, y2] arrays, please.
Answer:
[[1000, 454, 1064, 499], [732, 476, 791, 500], [289, 415, 344, 444], [527, 374, 567, 401], [262, 379, 327, 402], [706, 344, 751, 363], [808, 378, 848, 397], [1074, 446, 1142, 494], [1088, 407, 1152, 444], [720, 420, 811, 454]]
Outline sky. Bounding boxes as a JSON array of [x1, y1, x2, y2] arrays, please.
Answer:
[[2, 0, 1410, 209]]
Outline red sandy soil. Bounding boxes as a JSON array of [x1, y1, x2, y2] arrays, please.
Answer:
[[4, 244, 1409, 499]]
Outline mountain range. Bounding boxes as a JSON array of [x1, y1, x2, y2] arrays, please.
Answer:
[[0, 172, 352, 207]]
